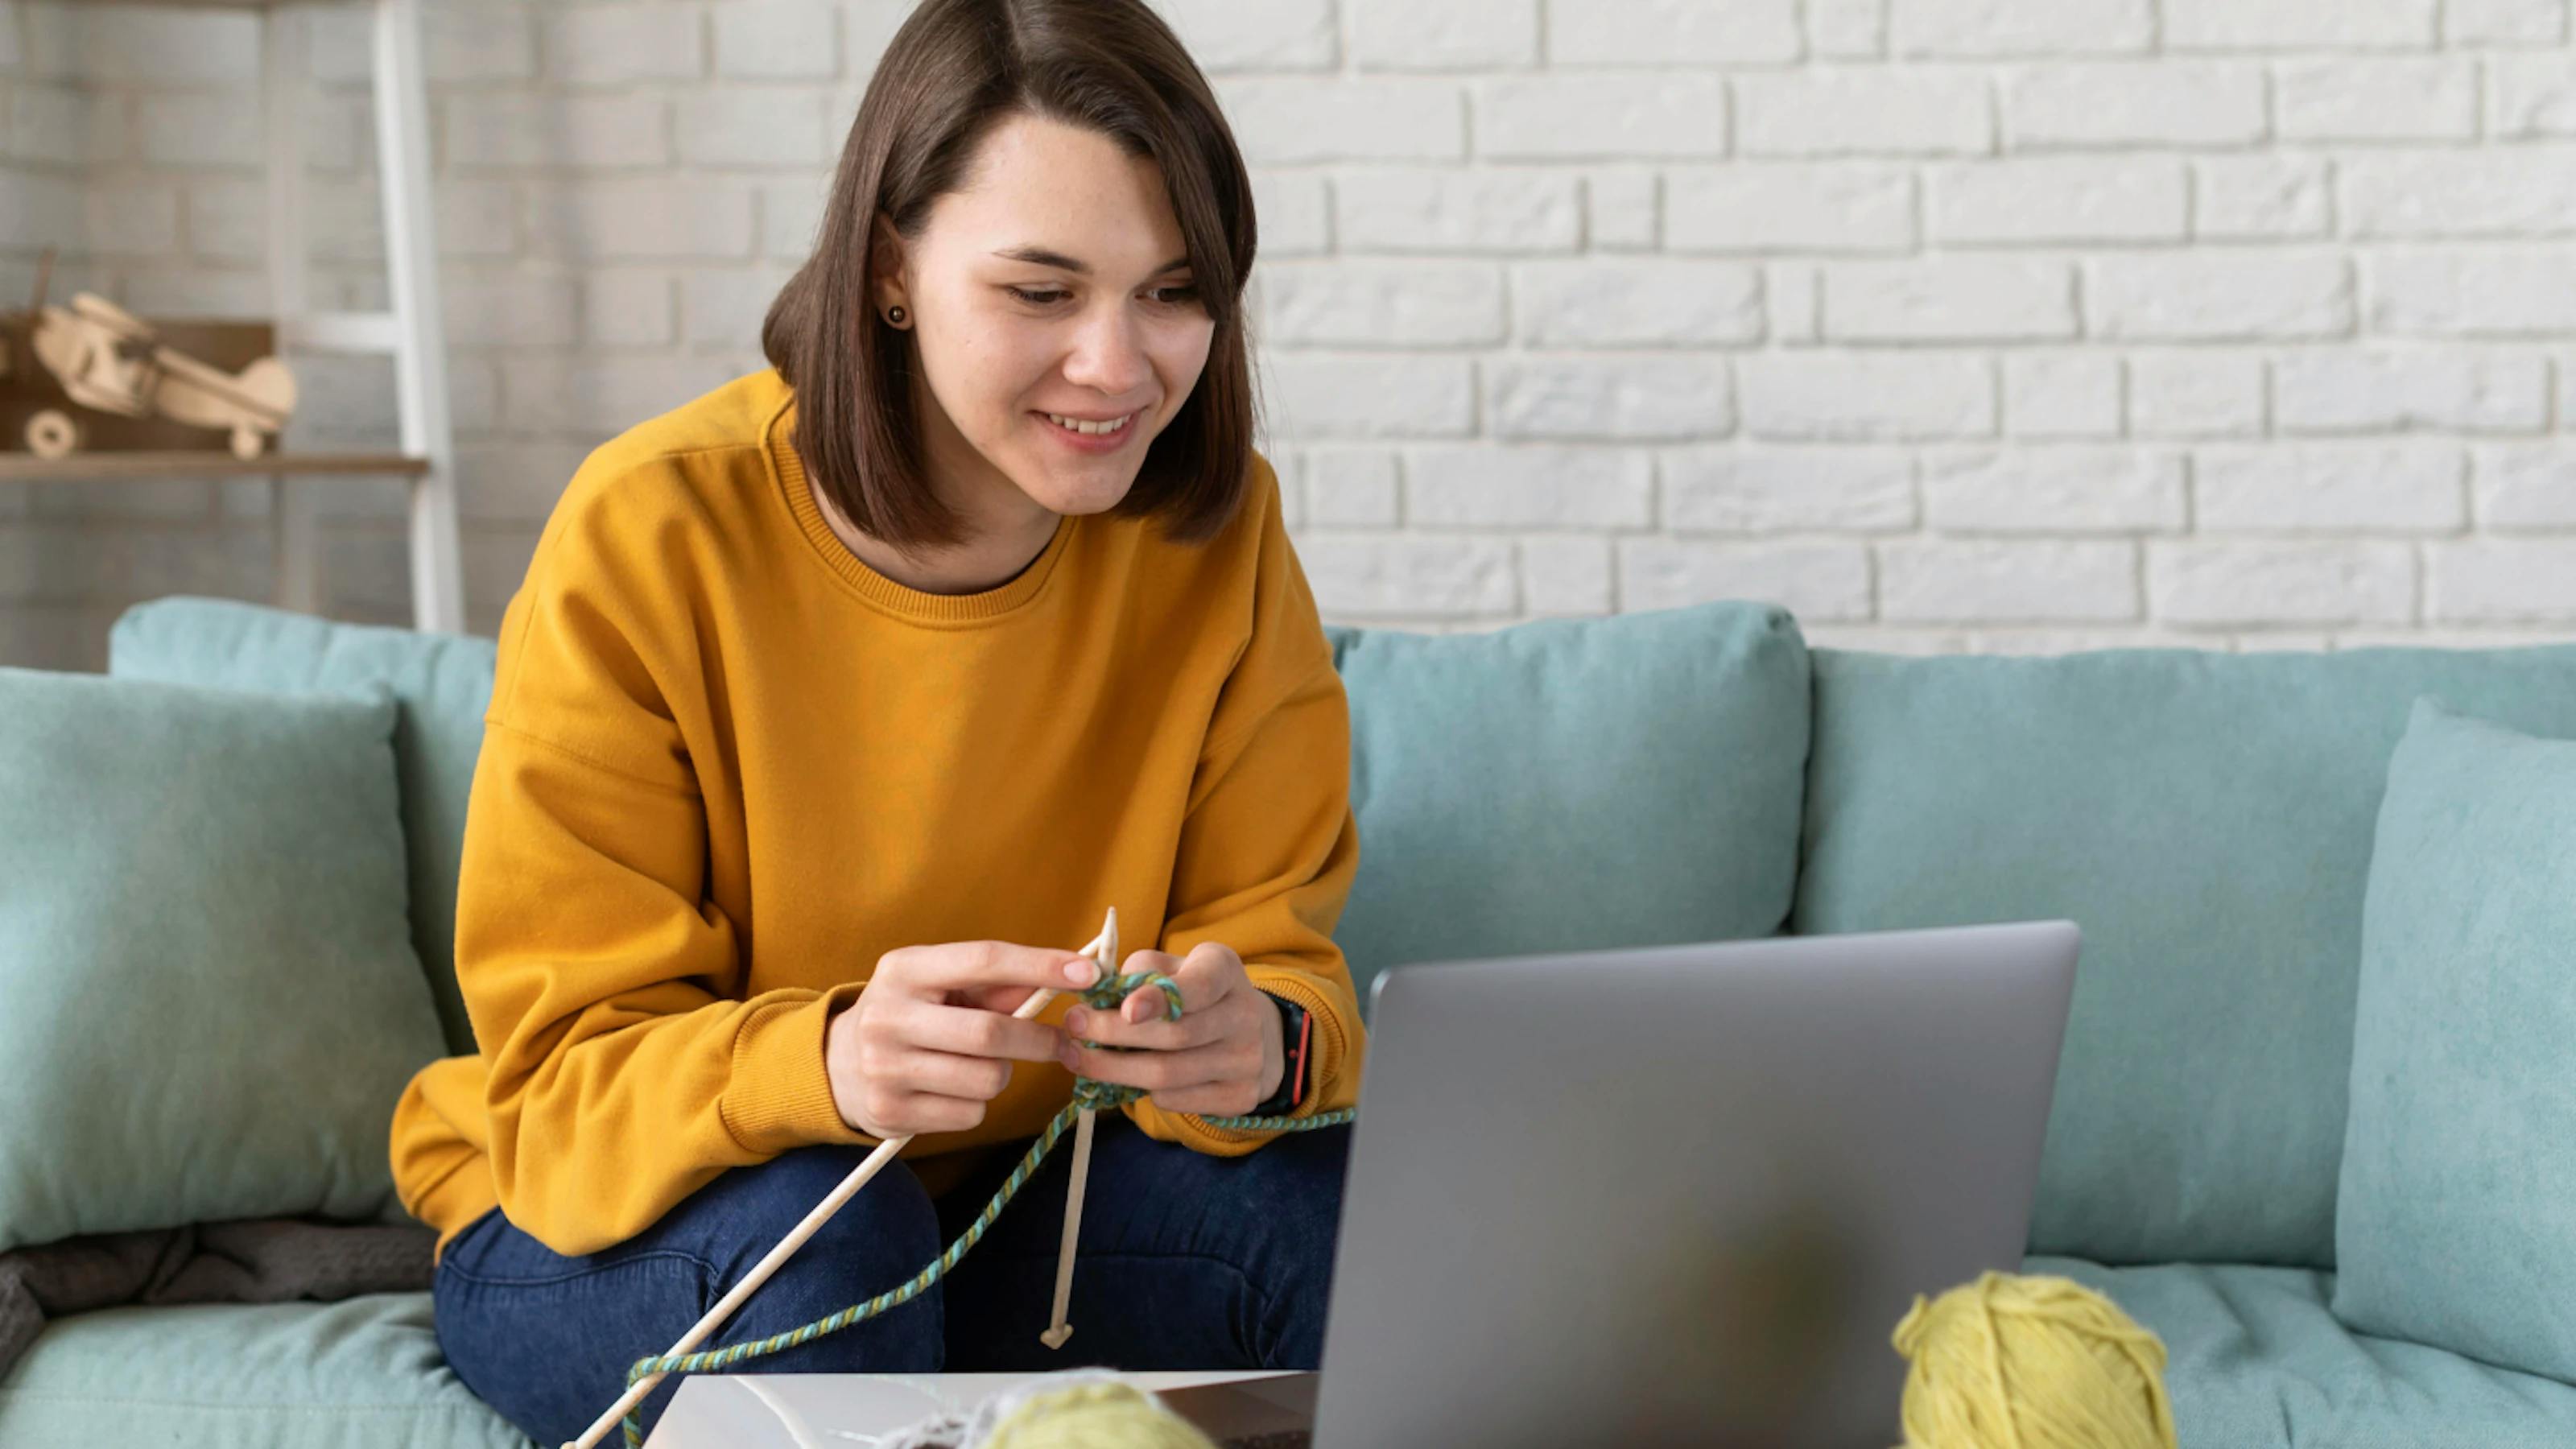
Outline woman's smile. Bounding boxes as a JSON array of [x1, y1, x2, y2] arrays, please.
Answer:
[[1034, 407, 1145, 452]]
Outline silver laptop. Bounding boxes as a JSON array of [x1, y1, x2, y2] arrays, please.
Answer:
[[1289, 919, 2080, 1449]]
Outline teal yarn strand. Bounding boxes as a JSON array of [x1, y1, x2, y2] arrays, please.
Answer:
[[617, 970, 1355, 1448]]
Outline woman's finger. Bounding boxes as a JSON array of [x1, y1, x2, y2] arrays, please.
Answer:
[[1060, 1001, 1221, 1051], [895, 1000, 1065, 1062], [1113, 943, 1242, 1025], [960, 983, 1046, 1017], [1108, 948, 1181, 1023], [884, 1092, 992, 1135], [886, 1046, 1013, 1102], [1061, 1037, 1250, 1095], [852, 1085, 992, 1138], [1116, 984, 1170, 1025], [886, 939, 1100, 997], [1157, 943, 1244, 1019]]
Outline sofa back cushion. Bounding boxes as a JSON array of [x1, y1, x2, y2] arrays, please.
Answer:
[[2334, 698, 2576, 1381], [1797, 643, 2576, 1268], [0, 667, 445, 1251], [1326, 602, 1810, 1010], [109, 597, 497, 1056], [102, 596, 1814, 1076]]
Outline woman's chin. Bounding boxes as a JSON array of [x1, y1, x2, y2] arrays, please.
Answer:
[[1004, 444, 1147, 513]]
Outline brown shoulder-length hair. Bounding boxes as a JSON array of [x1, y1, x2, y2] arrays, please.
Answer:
[[761, 0, 1259, 553]]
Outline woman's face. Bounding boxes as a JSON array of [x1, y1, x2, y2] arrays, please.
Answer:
[[879, 112, 1218, 523]]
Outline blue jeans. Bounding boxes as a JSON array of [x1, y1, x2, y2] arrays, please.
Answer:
[[431, 1114, 1352, 1447]]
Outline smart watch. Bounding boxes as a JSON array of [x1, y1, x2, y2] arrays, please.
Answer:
[[1248, 990, 1311, 1117]]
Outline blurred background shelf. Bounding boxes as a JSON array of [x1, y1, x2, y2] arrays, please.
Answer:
[[3, 0, 462, 632], [0, 452, 430, 483], [50, 1, 302, 10]]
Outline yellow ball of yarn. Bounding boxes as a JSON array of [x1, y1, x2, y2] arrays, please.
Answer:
[[977, 1380, 1220, 1449], [1891, 1271, 2178, 1449]]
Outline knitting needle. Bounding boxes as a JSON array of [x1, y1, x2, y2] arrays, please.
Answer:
[[1040, 908, 1117, 1349], [1038, 1108, 1098, 1348], [563, 908, 1120, 1449]]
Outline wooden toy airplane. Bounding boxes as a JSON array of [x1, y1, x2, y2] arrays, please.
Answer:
[[19, 290, 297, 460]]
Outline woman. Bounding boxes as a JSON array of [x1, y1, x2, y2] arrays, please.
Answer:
[[389, 2, 1364, 1442]]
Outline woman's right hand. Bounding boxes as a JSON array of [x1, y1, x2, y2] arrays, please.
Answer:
[[825, 940, 1103, 1139]]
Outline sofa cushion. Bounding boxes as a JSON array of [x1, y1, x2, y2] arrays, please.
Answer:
[[0, 1294, 525, 1448], [2334, 698, 2576, 1382], [2031, 1256, 2576, 1448], [1324, 601, 1810, 1010], [1798, 644, 2576, 1269], [109, 597, 499, 1056], [0, 667, 447, 1253]]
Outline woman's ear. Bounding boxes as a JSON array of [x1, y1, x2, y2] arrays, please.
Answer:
[[869, 213, 912, 328]]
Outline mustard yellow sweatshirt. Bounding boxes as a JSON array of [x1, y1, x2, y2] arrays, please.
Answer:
[[389, 366, 1364, 1262]]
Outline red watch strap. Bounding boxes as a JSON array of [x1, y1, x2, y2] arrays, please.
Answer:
[[1289, 1006, 1312, 1108]]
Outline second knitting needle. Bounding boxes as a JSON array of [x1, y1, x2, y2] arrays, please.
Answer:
[[1040, 906, 1117, 1348]]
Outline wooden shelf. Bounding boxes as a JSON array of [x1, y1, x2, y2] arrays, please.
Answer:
[[0, 451, 431, 482]]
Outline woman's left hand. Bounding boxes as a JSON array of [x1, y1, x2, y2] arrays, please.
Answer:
[[1056, 941, 1283, 1118]]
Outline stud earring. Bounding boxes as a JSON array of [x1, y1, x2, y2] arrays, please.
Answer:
[[886, 305, 907, 327]]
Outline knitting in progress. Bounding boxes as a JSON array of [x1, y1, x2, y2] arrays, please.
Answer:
[[564, 907, 1354, 1449]]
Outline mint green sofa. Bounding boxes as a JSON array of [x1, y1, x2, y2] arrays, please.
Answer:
[[7, 593, 2576, 1447]]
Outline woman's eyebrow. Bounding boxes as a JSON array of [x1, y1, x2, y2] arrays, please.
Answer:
[[990, 246, 1191, 277]]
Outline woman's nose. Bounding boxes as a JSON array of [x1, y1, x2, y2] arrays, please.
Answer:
[[1062, 305, 1150, 396]]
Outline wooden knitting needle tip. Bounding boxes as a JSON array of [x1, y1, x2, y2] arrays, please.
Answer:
[[561, 907, 1119, 1449]]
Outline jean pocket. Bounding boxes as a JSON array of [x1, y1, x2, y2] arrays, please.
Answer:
[[434, 1210, 716, 1294], [444, 1251, 716, 1296]]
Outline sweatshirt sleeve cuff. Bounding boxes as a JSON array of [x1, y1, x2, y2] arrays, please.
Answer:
[[722, 981, 874, 1155]]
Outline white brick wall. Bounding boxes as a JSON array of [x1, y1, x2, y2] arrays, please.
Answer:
[[4, 0, 2576, 667]]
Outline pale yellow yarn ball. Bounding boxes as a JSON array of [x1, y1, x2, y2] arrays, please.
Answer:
[[978, 1380, 1219, 1449], [1891, 1271, 2178, 1449]]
